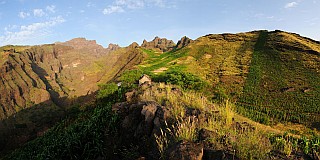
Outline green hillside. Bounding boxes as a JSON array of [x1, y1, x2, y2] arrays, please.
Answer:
[[136, 30, 320, 127], [1, 30, 320, 159]]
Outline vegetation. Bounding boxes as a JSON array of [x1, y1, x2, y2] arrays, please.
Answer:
[[4, 72, 136, 159], [153, 70, 208, 90], [2, 30, 320, 159], [238, 31, 320, 126]]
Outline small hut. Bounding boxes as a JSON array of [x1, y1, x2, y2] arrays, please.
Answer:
[[139, 74, 152, 86]]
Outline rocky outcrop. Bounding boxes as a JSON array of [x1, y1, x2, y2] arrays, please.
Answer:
[[175, 36, 193, 49], [141, 36, 176, 52], [166, 141, 203, 160], [107, 43, 120, 51], [128, 42, 139, 49]]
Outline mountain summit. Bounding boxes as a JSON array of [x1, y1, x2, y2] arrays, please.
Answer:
[[141, 36, 176, 52]]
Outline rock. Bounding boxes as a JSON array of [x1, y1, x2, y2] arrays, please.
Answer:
[[136, 101, 166, 137], [153, 106, 170, 133], [175, 36, 193, 49], [61, 38, 104, 50], [280, 87, 295, 92], [302, 87, 311, 93], [139, 74, 152, 86], [166, 141, 204, 160], [186, 108, 201, 117], [129, 42, 139, 49], [141, 36, 176, 52], [203, 149, 225, 160], [107, 43, 120, 51], [125, 90, 136, 102], [141, 102, 158, 124], [199, 128, 218, 141]]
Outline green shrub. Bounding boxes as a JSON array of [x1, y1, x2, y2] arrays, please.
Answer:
[[153, 70, 207, 90], [97, 83, 119, 99], [119, 70, 143, 87]]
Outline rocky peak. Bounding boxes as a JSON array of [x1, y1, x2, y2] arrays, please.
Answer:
[[175, 36, 193, 49], [128, 42, 139, 49], [141, 37, 176, 52], [60, 38, 104, 50], [142, 40, 148, 46], [107, 43, 120, 51]]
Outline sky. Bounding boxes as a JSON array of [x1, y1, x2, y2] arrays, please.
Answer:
[[0, 0, 319, 47]]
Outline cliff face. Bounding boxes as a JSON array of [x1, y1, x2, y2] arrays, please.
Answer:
[[0, 38, 143, 120], [0, 49, 51, 119]]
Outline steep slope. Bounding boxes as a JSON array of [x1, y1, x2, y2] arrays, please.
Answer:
[[238, 30, 320, 126]]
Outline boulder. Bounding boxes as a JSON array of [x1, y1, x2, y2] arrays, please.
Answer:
[[198, 128, 218, 141], [203, 149, 225, 160], [166, 141, 204, 160], [141, 102, 158, 123]]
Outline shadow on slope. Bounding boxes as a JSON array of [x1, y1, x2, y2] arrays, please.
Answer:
[[0, 90, 97, 156]]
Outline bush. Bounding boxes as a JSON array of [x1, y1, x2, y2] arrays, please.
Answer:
[[153, 70, 207, 90], [97, 83, 118, 99], [119, 70, 143, 87]]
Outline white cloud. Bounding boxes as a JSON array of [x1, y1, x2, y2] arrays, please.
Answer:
[[115, 0, 144, 9], [285, 2, 298, 8], [18, 11, 30, 19], [33, 9, 45, 17], [46, 5, 56, 13], [103, 0, 167, 15], [0, 16, 65, 45], [87, 2, 95, 7], [103, 6, 124, 15]]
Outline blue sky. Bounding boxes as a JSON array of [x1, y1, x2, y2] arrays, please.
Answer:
[[0, 0, 319, 47]]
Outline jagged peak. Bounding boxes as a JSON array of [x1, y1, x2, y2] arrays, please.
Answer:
[[128, 42, 139, 49], [107, 43, 120, 51], [141, 36, 176, 52], [175, 36, 193, 49]]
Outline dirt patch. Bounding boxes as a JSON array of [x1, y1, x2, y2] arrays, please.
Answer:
[[152, 67, 168, 74]]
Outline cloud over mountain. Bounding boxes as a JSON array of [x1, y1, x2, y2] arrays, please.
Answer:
[[0, 16, 65, 46]]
